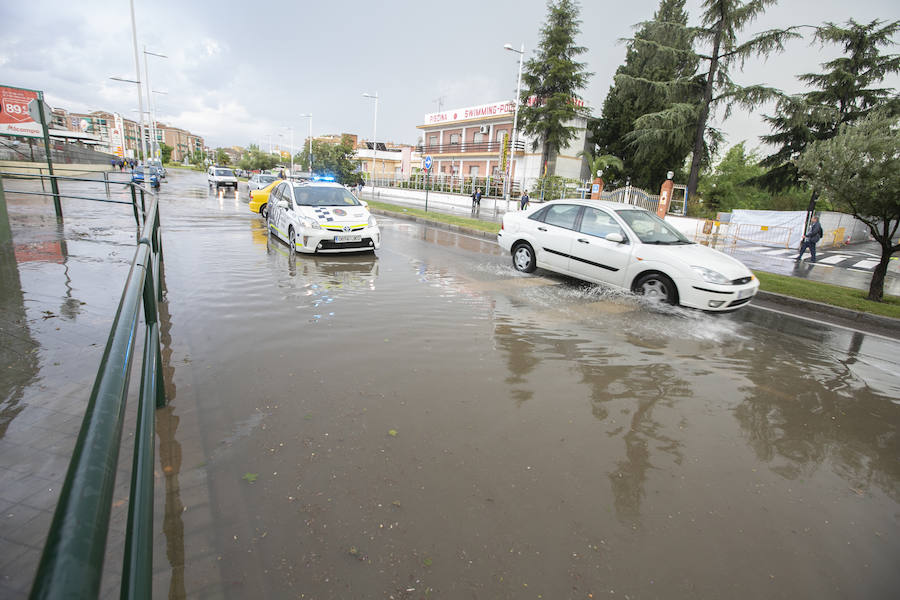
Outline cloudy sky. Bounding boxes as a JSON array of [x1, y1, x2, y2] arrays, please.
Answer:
[[1, 0, 897, 157]]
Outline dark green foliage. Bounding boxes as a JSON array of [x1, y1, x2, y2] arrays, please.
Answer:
[[759, 19, 900, 191], [238, 144, 279, 171], [594, 0, 700, 190], [159, 143, 173, 164], [296, 135, 359, 184], [796, 111, 900, 301], [517, 0, 592, 173]]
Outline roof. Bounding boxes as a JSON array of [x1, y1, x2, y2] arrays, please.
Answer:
[[545, 198, 649, 211]]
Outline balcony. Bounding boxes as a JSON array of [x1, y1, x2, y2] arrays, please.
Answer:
[[417, 140, 525, 156]]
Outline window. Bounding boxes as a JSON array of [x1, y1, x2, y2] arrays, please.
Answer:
[[469, 166, 479, 177], [580, 208, 626, 240], [473, 132, 484, 144], [543, 204, 581, 230], [291, 186, 362, 207], [449, 133, 460, 145], [617, 210, 690, 244], [429, 135, 438, 146], [496, 131, 508, 143]]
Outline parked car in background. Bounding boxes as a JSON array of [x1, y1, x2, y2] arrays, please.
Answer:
[[497, 199, 759, 311], [146, 159, 167, 178], [208, 166, 238, 190]]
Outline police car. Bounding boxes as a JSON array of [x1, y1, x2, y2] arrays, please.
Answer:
[[266, 178, 381, 253]]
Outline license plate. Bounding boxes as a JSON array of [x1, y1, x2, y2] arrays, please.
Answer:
[[334, 235, 362, 243], [737, 288, 755, 299]]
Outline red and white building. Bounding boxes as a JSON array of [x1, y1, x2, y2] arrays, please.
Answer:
[[417, 99, 592, 187]]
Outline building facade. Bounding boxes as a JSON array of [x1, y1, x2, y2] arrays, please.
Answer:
[[417, 99, 592, 187], [158, 124, 204, 162]]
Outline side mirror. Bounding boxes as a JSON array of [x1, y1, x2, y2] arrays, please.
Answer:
[[359, 200, 368, 207], [277, 200, 289, 209], [605, 232, 625, 244]]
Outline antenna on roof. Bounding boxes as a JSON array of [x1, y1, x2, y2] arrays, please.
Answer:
[[433, 96, 446, 113]]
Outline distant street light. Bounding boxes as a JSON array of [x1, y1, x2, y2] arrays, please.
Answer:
[[127, 0, 147, 164], [362, 92, 378, 199], [299, 113, 313, 174], [503, 42, 525, 213], [143, 46, 167, 160]]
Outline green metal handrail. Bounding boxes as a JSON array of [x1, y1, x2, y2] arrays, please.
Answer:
[[16, 174, 167, 600]]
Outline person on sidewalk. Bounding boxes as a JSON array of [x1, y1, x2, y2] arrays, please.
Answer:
[[471, 187, 482, 211], [520, 190, 530, 210], [796, 215, 824, 262]]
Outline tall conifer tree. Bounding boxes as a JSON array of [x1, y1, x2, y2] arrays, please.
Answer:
[[595, 0, 699, 190], [517, 0, 592, 174]]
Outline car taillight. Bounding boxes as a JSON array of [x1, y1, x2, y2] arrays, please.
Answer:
[[500, 222, 504, 230]]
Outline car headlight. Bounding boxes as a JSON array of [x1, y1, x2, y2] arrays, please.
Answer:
[[691, 265, 731, 284], [299, 217, 320, 229], [367, 215, 377, 227]]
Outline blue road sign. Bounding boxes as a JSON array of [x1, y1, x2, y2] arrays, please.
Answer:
[[423, 155, 433, 171]]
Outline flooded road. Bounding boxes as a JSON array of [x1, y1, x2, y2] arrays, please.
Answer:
[[1, 169, 898, 599]]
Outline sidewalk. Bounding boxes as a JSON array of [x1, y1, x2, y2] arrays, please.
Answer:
[[367, 187, 900, 297]]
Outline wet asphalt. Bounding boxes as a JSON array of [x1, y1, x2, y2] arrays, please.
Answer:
[[0, 168, 898, 599]]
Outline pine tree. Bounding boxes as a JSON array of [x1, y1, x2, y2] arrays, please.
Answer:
[[594, 0, 699, 190], [759, 19, 900, 191], [517, 0, 592, 174], [626, 0, 799, 200]]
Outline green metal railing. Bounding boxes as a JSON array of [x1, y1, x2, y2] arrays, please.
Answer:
[[0, 171, 166, 599]]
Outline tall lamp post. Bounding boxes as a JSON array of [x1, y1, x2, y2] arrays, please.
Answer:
[[362, 92, 379, 199], [299, 113, 313, 174], [503, 42, 525, 213], [110, 76, 146, 162], [142, 46, 167, 160], [127, 0, 146, 164]]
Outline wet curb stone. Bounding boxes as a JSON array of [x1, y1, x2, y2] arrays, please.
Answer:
[[372, 207, 900, 339]]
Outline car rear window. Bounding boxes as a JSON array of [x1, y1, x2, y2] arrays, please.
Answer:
[[215, 169, 234, 177], [260, 175, 277, 184]]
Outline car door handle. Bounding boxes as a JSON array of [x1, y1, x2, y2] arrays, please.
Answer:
[[537, 227, 547, 231], [577, 238, 590, 244]]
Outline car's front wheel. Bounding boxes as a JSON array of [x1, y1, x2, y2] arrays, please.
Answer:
[[260, 203, 268, 219], [512, 242, 537, 273], [633, 272, 678, 305], [289, 226, 296, 254]]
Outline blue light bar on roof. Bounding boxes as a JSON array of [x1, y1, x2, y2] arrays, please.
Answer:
[[312, 175, 335, 181]]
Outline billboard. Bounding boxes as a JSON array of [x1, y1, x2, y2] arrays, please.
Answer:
[[1, 85, 44, 138]]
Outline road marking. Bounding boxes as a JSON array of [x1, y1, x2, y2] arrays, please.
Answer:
[[852, 259, 880, 269], [735, 246, 771, 253], [817, 254, 852, 265], [761, 248, 794, 255]]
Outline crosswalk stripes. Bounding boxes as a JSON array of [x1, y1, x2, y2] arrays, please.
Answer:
[[760, 248, 795, 255], [851, 259, 880, 270], [817, 254, 851, 265]]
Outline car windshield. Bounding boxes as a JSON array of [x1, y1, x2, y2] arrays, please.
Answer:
[[292, 186, 361, 207], [259, 175, 277, 184], [215, 169, 234, 177], [616, 209, 691, 244]]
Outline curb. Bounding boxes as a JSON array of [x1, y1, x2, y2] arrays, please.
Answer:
[[372, 206, 900, 337], [755, 290, 900, 337]]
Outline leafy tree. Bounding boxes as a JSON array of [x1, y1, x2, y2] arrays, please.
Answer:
[[796, 111, 900, 302], [759, 19, 900, 191], [159, 142, 173, 164], [238, 145, 278, 171], [595, 0, 699, 190], [697, 142, 808, 213], [627, 0, 799, 201], [297, 135, 359, 184], [215, 148, 231, 165], [517, 0, 592, 174], [579, 152, 625, 183]]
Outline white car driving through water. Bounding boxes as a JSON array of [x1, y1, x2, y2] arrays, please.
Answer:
[[267, 179, 380, 254], [497, 199, 759, 311]]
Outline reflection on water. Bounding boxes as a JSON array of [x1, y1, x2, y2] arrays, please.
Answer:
[[0, 243, 38, 438]]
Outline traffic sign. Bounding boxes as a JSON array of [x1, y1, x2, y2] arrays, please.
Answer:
[[423, 155, 433, 171]]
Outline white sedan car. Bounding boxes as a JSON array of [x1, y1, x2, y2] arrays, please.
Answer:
[[497, 199, 759, 311], [267, 180, 380, 254], [248, 173, 279, 192]]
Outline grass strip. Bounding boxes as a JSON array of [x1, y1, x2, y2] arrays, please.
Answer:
[[368, 200, 502, 234], [753, 270, 900, 319]]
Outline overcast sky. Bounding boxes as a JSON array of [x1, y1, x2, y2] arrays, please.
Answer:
[[1, 0, 897, 158]]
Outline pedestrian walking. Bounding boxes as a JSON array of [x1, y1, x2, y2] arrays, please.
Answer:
[[520, 189, 530, 210], [471, 187, 483, 211], [795, 215, 824, 262]]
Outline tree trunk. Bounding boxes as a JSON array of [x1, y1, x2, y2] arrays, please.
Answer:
[[867, 249, 891, 302], [687, 25, 722, 201], [541, 134, 551, 177]]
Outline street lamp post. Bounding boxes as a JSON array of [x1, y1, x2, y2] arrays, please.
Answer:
[[503, 42, 525, 213], [143, 46, 167, 160], [362, 92, 379, 199], [127, 0, 146, 164], [110, 76, 146, 161], [299, 114, 312, 174]]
